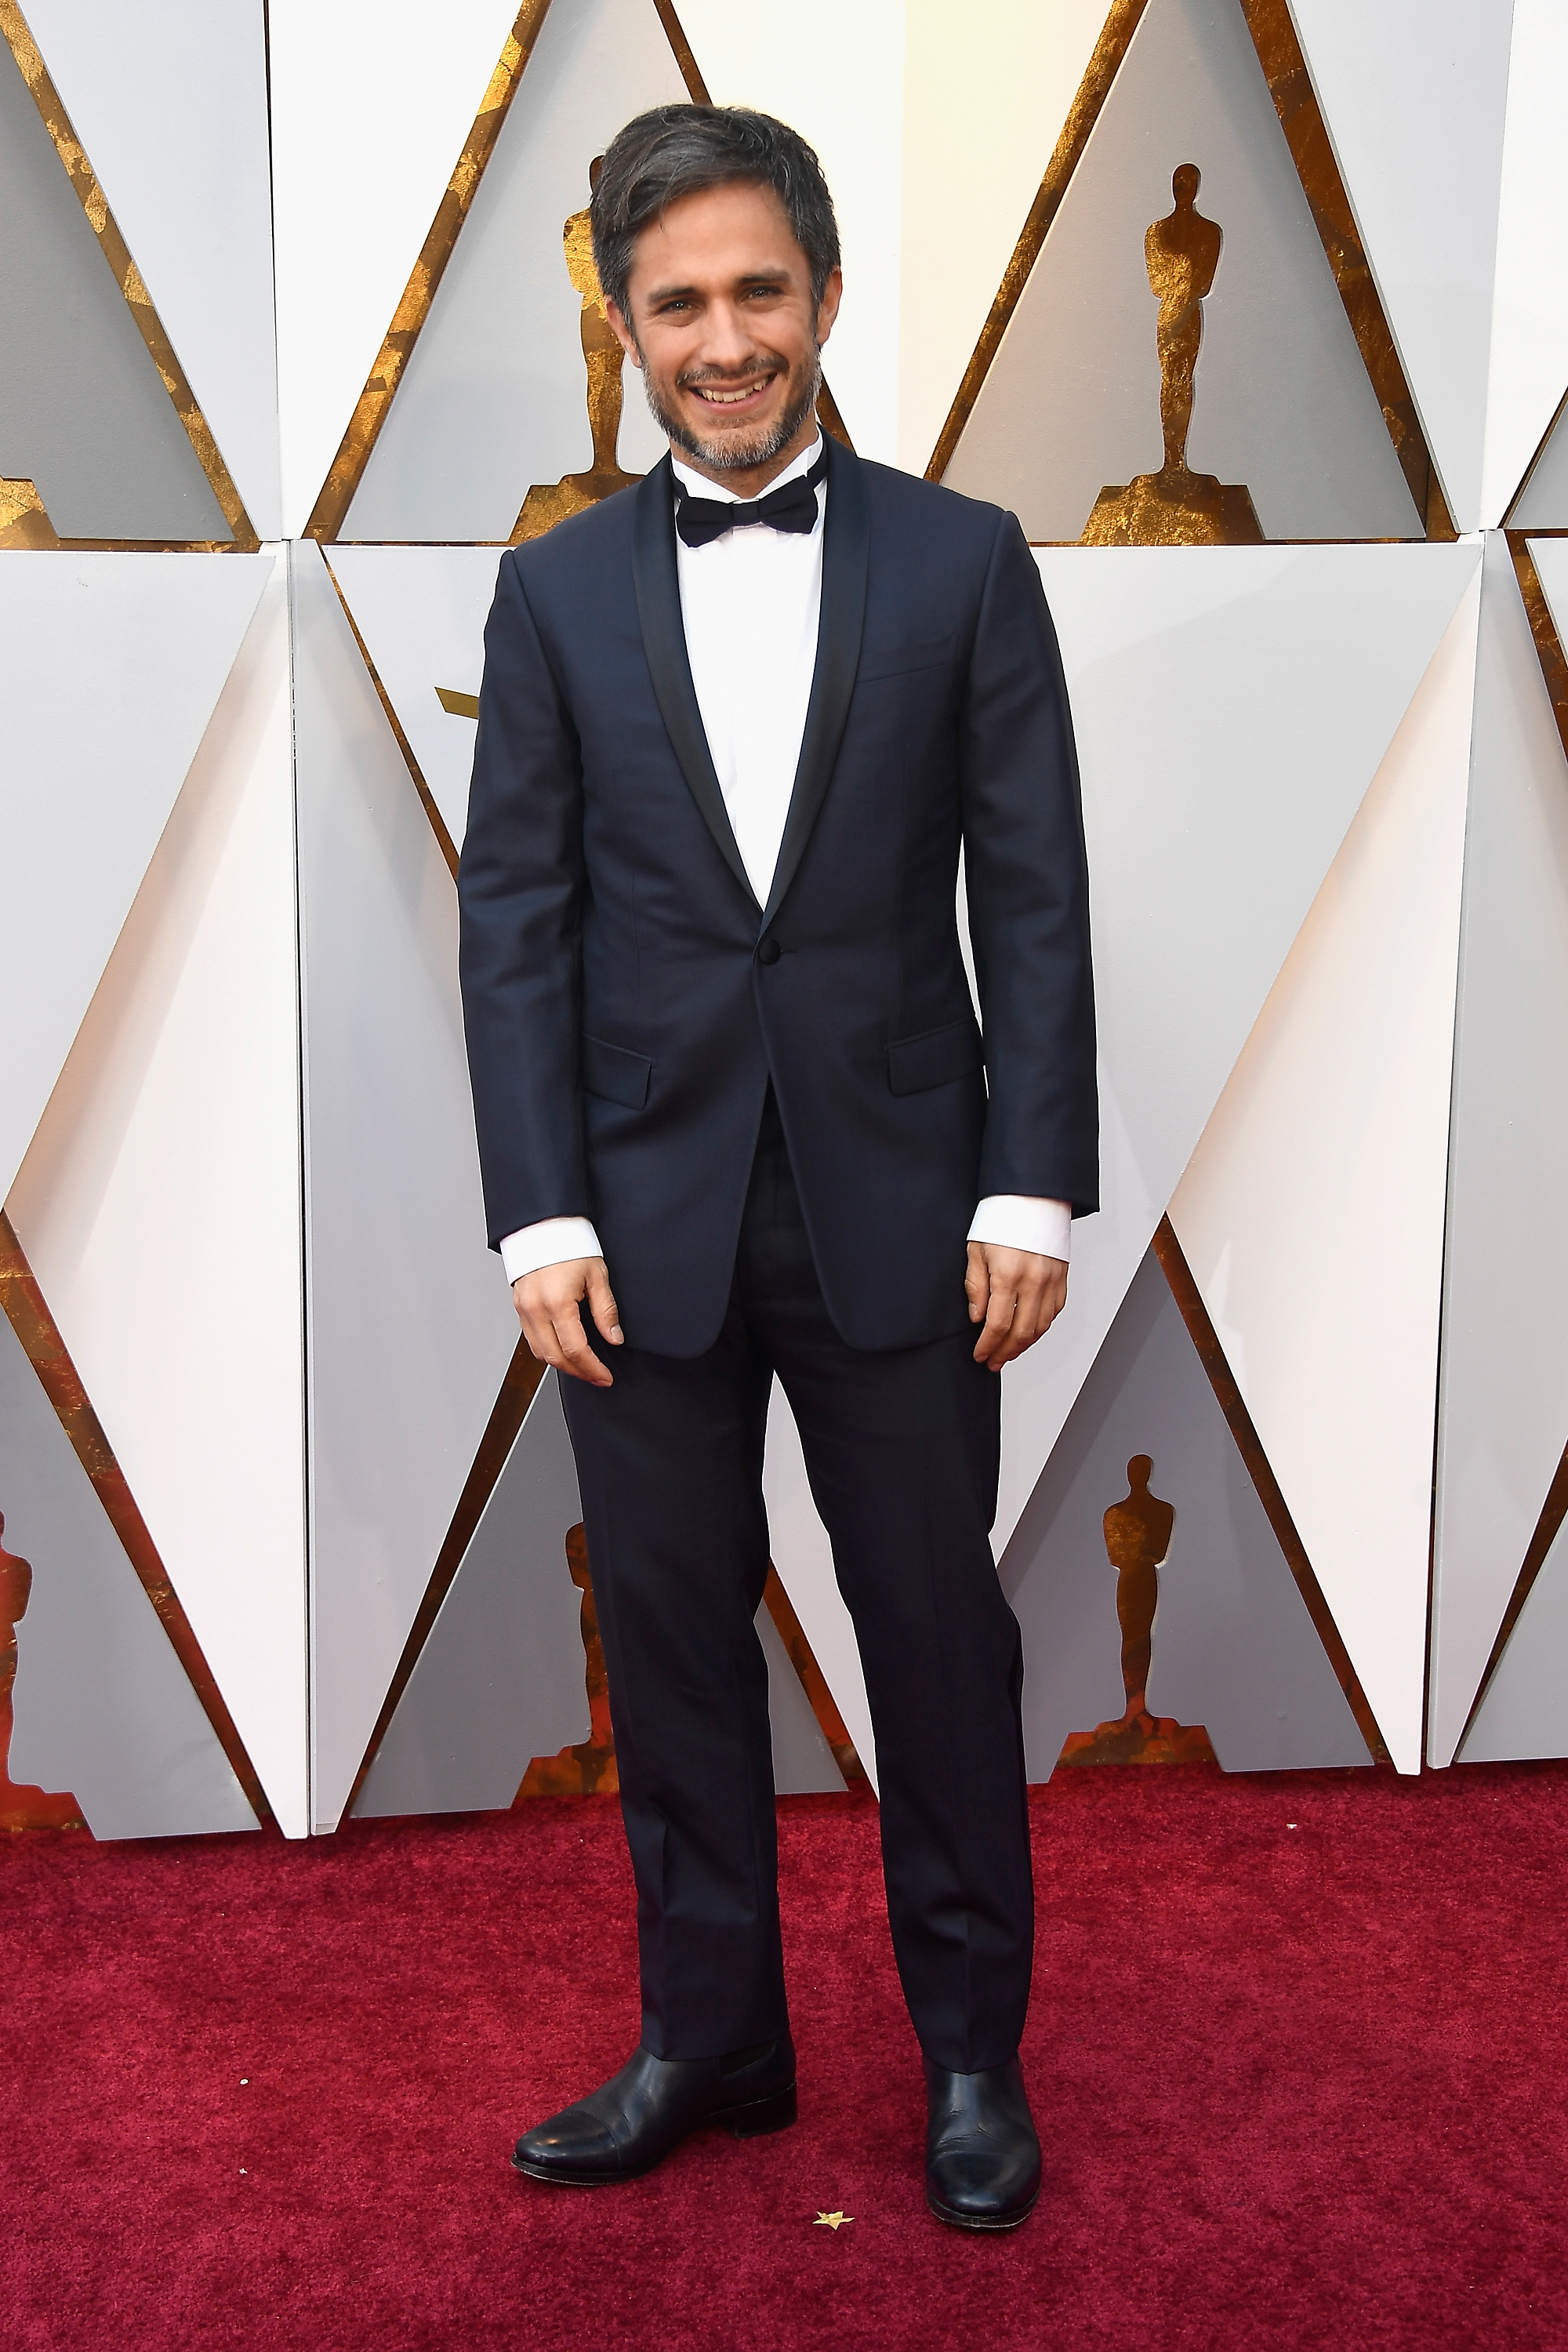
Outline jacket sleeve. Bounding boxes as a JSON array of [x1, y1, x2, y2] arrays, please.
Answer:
[[960, 511, 1099, 1216], [457, 550, 590, 1250]]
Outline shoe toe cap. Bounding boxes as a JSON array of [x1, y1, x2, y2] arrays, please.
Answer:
[[926, 2143, 1040, 2225]]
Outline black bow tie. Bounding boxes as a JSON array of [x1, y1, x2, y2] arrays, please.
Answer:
[[673, 449, 828, 549]]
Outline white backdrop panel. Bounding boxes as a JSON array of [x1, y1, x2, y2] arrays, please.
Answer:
[[23, 0, 281, 539], [343, 0, 681, 543], [328, 548, 503, 848], [1482, 0, 1568, 526], [0, 552, 269, 1206], [1, 1316, 257, 1839], [1170, 565, 1481, 1774], [896, 0, 1109, 475], [268, 0, 528, 536], [1428, 535, 1568, 1764], [1459, 1514, 1568, 1765], [292, 543, 521, 1833], [7, 555, 309, 1835], [675, 0, 904, 463], [986, 541, 1479, 1554], [943, 0, 1419, 542], [1289, 0, 1512, 532], [1000, 1250, 1371, 1777]]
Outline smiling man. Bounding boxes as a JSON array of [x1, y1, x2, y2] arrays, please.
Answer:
[[458, 106, 1097, 2233]]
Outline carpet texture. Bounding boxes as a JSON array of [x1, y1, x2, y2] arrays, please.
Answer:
[[4, 1762, 1566, 2350]]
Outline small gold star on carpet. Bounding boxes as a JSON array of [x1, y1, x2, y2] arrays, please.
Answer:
[[814, 2211, 851, 2230]]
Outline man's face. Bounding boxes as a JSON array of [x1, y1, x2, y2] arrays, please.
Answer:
[[606, 180, 841, 474]]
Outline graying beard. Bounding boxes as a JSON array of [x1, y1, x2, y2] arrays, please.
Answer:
[[641, 350, 822, 472]]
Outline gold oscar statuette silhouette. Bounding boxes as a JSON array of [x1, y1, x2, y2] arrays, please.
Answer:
[[0, 1512, 82, 1831], [511, 157, 643, 545], [515, 1522, 619, 1799], [1080, 165, 1263, 547], [1057, 1457, 1218, 1768]]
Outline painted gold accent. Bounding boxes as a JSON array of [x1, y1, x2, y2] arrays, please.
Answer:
[[653, 0, 711, 103], [303, 0, 557, 543], [516, 1521, 619, 1798], [0, 1510, 83, 1831], [1152, 1216, 1390, 1763], [0, 1210, 274, 1824], [343, 1335, 547, 1818], [1508, 534, 1568, 771], [512, 158, 643, 544], [1455, 1436, 1568, 1759], [321, 553, 459, 878], [436, 687, 480, 720], [1080, 164, 1264, 546], [0, 0, 258, 551], [1238, 0, 1449, 537], [0, 478, 60, 550], [927, 0, 1151, 485], [931, 0, 1450, 541], [1057, 1452, 1220, 1766], [761, 1563, 868, 1790]]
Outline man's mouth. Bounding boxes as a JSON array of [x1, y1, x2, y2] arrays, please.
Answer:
[[686, 375, 775, 408]]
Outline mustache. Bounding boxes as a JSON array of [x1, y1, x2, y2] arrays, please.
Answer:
[[674, 351, 790, 390]]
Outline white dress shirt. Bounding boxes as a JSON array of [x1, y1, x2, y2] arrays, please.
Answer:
[[499, 435, 1071, 1284]]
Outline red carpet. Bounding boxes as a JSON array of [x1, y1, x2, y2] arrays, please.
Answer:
[[4, 1762, 1566, 2350]]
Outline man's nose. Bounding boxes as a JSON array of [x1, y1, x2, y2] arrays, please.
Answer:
[[696, 303, 763, 372]]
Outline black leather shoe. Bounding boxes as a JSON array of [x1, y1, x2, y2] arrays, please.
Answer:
[[512, 2038, 797, 2187], [924, 2056, 1041, 2230]]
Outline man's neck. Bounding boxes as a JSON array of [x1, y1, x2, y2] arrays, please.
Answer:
[[669, 418, 822, 502]]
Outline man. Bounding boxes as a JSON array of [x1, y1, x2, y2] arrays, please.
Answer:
[[459, 104, 1096, 2233]]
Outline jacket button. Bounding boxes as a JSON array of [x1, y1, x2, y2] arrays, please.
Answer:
[[757, 936, 782, 966]]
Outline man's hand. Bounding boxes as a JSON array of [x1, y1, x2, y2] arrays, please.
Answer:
[[966, 1242, 1067, 1370], [513, 1256, 623, 1388]]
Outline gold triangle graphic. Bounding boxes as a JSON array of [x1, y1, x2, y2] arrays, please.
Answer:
[[927, 0, 1454, 544], [0, 1211, 273, 1826], [0, 0, 258, 550]]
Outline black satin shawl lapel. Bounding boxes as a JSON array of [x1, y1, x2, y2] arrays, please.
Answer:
[[631, 456, 760, 914], [760, 439, 870, 933]]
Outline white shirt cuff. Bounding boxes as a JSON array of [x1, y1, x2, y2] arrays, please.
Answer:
[[967, 1196, 1072, 1263], [499, 1217, 604, 1283]]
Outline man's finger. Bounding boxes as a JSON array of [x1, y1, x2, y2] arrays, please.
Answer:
[[974, 1285, 1018, 1366], [553, 1301, 614, 1388], [585, 1264, 624, 1346]]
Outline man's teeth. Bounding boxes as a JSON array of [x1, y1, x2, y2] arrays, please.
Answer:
[[696, 383, 765, 404]]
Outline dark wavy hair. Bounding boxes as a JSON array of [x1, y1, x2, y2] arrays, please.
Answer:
[[590, 104, 840, 322]]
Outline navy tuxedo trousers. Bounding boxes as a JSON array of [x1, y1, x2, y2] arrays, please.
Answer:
[[560, 1094, 1035, 2074]]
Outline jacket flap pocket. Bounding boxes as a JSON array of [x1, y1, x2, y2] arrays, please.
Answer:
[[887, 1016, 984, 1098], [581, 1032, 652, 1110], [855, 634, 958, 684]]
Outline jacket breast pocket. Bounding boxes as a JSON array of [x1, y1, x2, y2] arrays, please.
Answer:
[[581, 1033, 652, 1110], [855, 635, 959, 685], [886, 1015, 984, 1098]]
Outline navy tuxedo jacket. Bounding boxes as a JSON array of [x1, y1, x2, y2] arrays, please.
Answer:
[[458, 439, 1098, 1358]]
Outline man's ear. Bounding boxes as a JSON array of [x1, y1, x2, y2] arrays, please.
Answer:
[[604, 298, 643, 368], [815, 266, 844, 350]]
